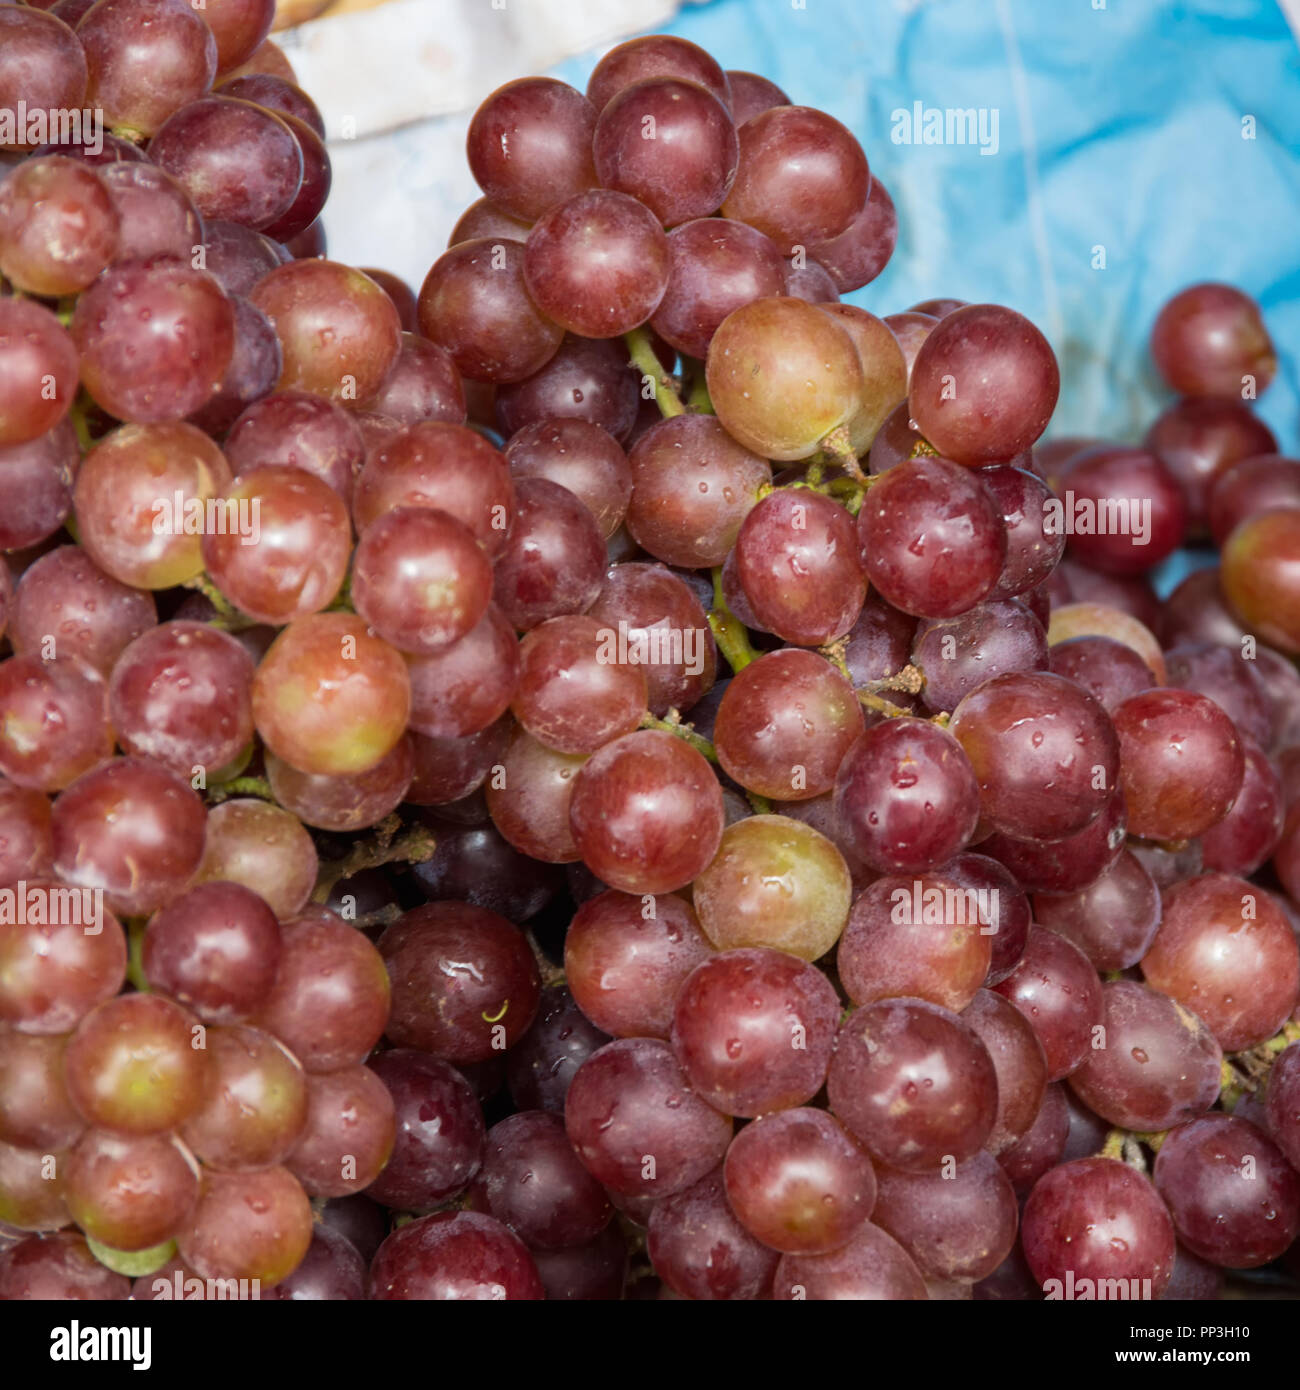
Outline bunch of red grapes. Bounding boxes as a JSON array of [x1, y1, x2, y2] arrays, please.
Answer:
[[1, 10, 1299, 1303]]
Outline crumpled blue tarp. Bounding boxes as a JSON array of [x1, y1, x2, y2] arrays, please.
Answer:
[[552, 0, 1300, 592]]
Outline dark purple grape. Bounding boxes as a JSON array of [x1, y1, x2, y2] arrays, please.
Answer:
[[370, 1210, 543, 1300], [1032, 849, 1159, 971], [263, 1224, 366, 1301], [647, 1167, 777, 1300], [506, 986, 611, 1115]]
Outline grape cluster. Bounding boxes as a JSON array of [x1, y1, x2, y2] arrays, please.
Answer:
[[0, 18, 1299, 1304]]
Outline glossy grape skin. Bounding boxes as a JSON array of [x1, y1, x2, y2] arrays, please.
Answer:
[[190, 293, 283, 436], [1066, 980, 1220, 1135], [1198, 738, 1284, 875], [959, 989, 1048, 1155], [817, 304, 908, 454], [0, 1031, 81, 1150], [531, 1225, 627, 1301], [564, 1037, 732, 1199], [587, 34, 729, 112], [1032, 850, 1159, 972], [1141, 872, 1298, 1051], [225, 389, 364, 501], [1220, 507, 1300, 654], [493, 476, 607, 632], [98, 160, 200, 265], [805, 176, 897, 292], [982, 786, 1128, 897], [1048, 635, 1157, 714], [71, 256, 236, 424], [370, 1210, 543, 1301], [259, 1223, 366, 1301], [200, 217, 287, 295], [772, 1221, 928, 1301], [447, 199, 531, 247], [626, 414, 769, 569], [0, 779, 53, 888], [978, 464, 1064, 598], [1207, 453, 1300, 544], [733, 489, 865, 644], [365, 1050, 485, 1211], [523, 189, 670, 339], [670, 947, 839, 1117], [404, 606, 518, 742], [175, 1165, 312, 1289], [992, 926, 1103, 1082], [0, 155, 118, 296], [65, 1128, 199, 1251], [646, 1166, 777, 1301], [504, 418, 630, 542], [995, 1083, 1070, 1198], [1155, 1116, 1299, 1269], [1022, 1157, 1175, 1297], [379, 902, 541, 1063], [593, 77, 738, 226], [0, 298, 78, 447], [828, 999, 998, 1172], [838, 872, 992, 1013], [1150, 282, 1276, 399], [0, 653, 113, 792], [510, 614, 646, 754], [0, 1232, 129, 1300], [725, 69, 789, 123], [941, 853, 1030, 985], [108, 621, 253, 776], [912, 600, 1048, 714], [1056, 446, 1188, 575], [255, 916, 389, 1073], [362, 332, 465, 427], [909, 304, 1059, 465], [693, 814, 850, 961], [0, 420, 79, 551], [1111, 687, 1244, 840], [714, 649, 860, 801], [51, 757, 206, 917], [569, 729, 723, 894], [721, 105, 868, 252], [1144, 396, 1277, 530], [506, 987, 610, 1115], [495, 333, 639, 443], [284, 1065, 395, 1199], [264, 738, 412, 833], [64, 993, 208, 1135], [1046, 599, 1166, 684], [467, 1111, 611, 1251], [706, 296, 863, 461], [252, 612, 410, 777], [410, 814, 561, 923], [949, 671, 1119, 842], [859, 456, 1006, 619], [0, 9, 87, 149], [650, 217, 784, 360], [0, 1135, 72, 1231], [485, 725, 585, 862], [418, 238, 564, 384], [723, 1107, 875, 1256], [250, 259, 401, 405], [834, 719, 980, 874]]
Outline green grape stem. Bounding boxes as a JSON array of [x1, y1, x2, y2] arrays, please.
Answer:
[[624, 327, 685, 418], [311, 814, 437, 901]]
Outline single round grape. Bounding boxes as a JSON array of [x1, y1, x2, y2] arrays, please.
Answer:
[[0, 1231, 129, 1299], [64, 993, 209, 1135], [468, 1110, 611, 1251], [530, 1225, 627, 1301], [255, 110, 330, 243], [410, 814, 561, 923], [706, 296, 863, 461], [405, 605, 519, 740], [1048, 634, 1157, 714], [1032, 849, 1159, 971], [0, 778, 53, 887], [726, 69, 789, 123], [650, 217, 784, 360], [0, 420, 79, 551], [911, 599, 1049, 714], [1022, 1156, 1175, 1296], [647, 1166, 777, 1300], [379, 901, 541, 1063], [1150, 282, 1276, 399], [495, 333, 639, 442], [522, 190, 669, 338], [365, 1049, 485, 1211], [99, 160, 200, 264], [941, 853, 1030, 984], [285, 1065, 395, 1199], [506, 986, 610, 1116], [1057, 445, 1188, 574], [568, 729, 723, 894], [961, 989, 1048, 1154], [51, 757, 206, 916], [1155, 1115, 1299, 1268], [370, 1209, 542, 1300], [65, 1128, 199, 1252], [692, 813, 850, 961], [0, 297, 78, 447], [0, 1031, 82, 1150], [1066, 979, 1220, 1134], [447, 198, 531, 247], [884, 310, 936, 379], [175, 1023, 306, 1171], [721, 105, 868, 252], [1220, 507, 1300, 654], [418, 237, 563, 384], [593, 76, 738, 226], [256, 915, 389, 1072], [1141, 871, 1299, 1051], [0, 881, 125, 1035], [670, 947, 839, 1117], [193, 801, 316, 922], [992, 926, 1103, 1081], [177, 1166, 312, 1289], [974, 464, 1063, 598], [587, 34, 729, 111], [772, 1220, 928, 1300], [859, 455, 1006, 618], [362, 332, 465, 426], [250, 259, 401, 405], [189, 293, 283, 436], [200, 217, 288, 296], [838, 871, 992, 1012], [1046, 598, 1166, 683], [909, 304, 1060, 465], [949, 671, 1119, 841], [224, 388, 363, 502], [1207, 452, 1300, 544], [251, 612, 410, 776], [1112, 687, 1244, 840], [0, 653, 113, 792], [1202, 739, 1285, 875], [981, 785, 1128, 896], [0, 154, 119, 295], [484, 725, 585, 862], [72, 256, 236, 423], [0, 9, 87, 151], [827, 999, 998, 1171], [108, 621, 253, 777], [564, 1037, 732, 1199], [807, 176, 898, 292]]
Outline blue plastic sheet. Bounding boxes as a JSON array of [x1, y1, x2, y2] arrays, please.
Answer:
[[553, 0, 1300, 590]]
